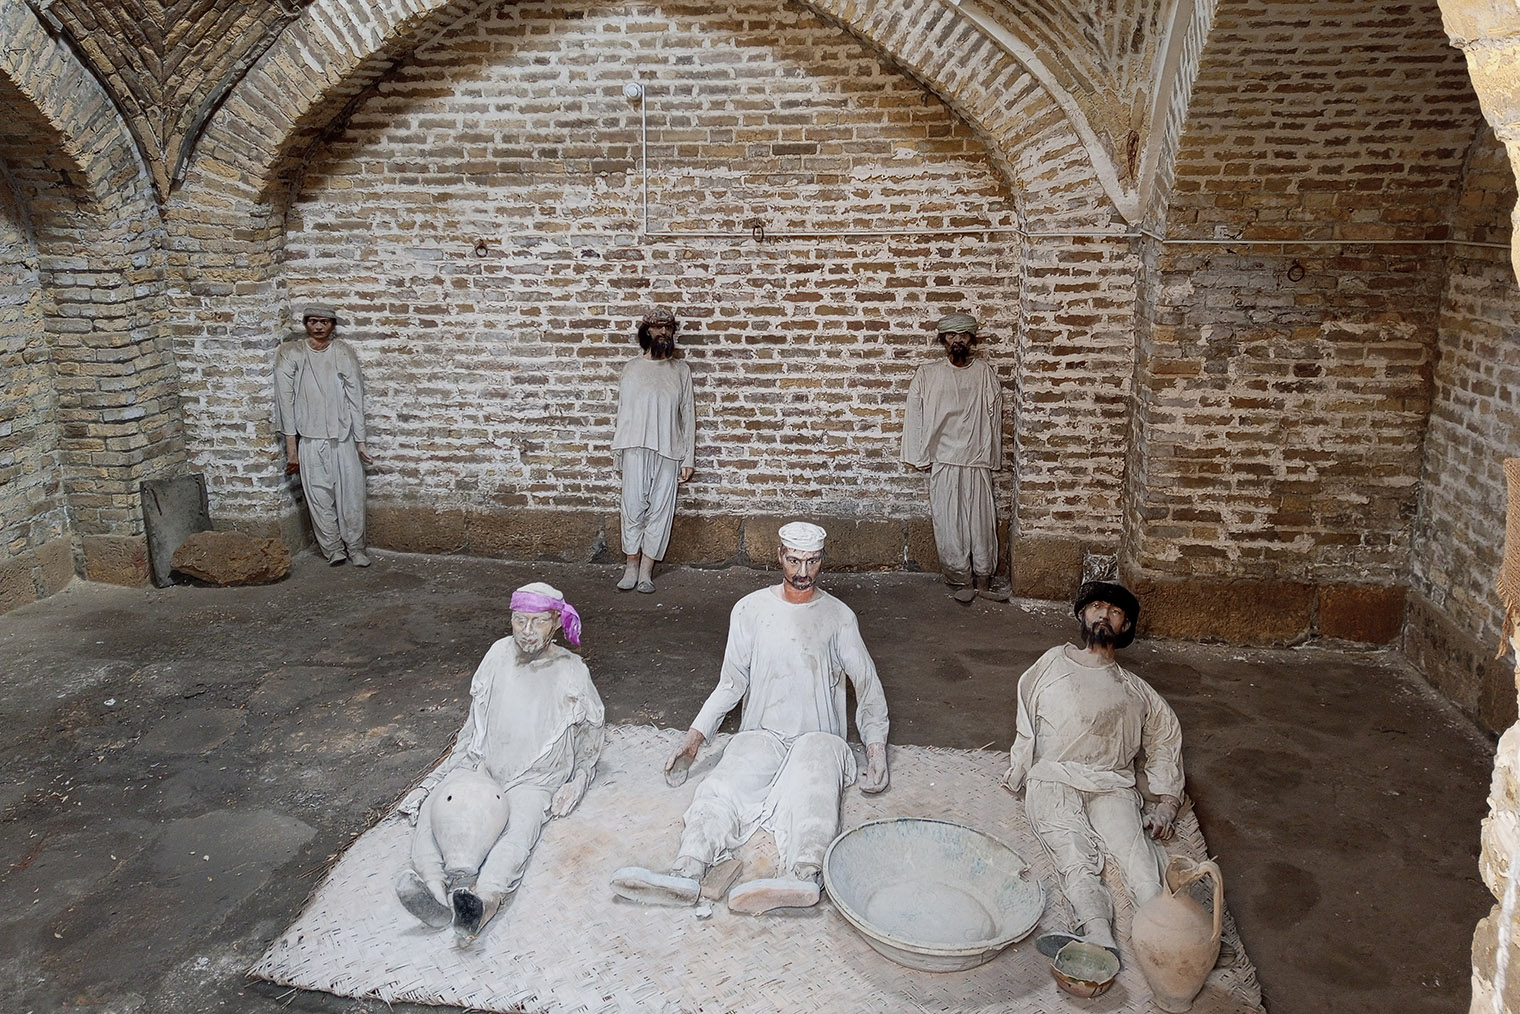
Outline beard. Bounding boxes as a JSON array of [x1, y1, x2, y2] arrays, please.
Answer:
[[650, 340, 674, 359], [785, 572, 815, 592], [1079, 617, 1118, 649], [946, 343, 971, 366]]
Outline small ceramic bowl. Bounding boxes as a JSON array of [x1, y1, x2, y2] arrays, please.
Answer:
[[1050, 940, 1120, 998]]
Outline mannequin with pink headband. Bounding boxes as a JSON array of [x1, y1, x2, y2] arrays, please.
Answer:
[[394, 581, 604, 941]]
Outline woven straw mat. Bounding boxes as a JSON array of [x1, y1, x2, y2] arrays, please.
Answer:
[[250, 725, 1263, 1013], [1501, 457, 1520, 654]]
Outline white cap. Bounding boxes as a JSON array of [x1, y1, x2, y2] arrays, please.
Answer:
[[514, 581, 563, 600], [777, 521, 827, 552]]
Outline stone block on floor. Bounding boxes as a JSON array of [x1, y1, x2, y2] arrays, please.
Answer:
[[170, 530, 293, 585]]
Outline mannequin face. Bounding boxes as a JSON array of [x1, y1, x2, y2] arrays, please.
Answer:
[[941, 330, 974, 366], [1078, 599, 1130, 648], [304, 316, 336, 349], [511, 609, 560, 659], [778, 547, 824, 596]]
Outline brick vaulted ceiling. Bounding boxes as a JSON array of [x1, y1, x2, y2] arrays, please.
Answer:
[[28, 0, 1190, 207], [18, 0, 1475, 221], [33, 0, 308, 196], [983, 0, 1172, 178]]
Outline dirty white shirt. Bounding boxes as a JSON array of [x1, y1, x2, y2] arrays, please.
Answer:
[[692, 586, 889, 747], [1005, 645, 1183, 798], [421, 641, 605, 798], [612, 357, 695, 469], [273, 338, 366, 441], [901, 358, 1002, 469]]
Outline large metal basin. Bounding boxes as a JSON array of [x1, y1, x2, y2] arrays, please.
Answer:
[[823, 817, 1044, 972]]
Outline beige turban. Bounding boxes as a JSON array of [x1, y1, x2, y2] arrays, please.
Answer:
[[778, 521, 827, 552], [641, 306, 677, 326], [935, 312, 978, 335], [301, 302, 338, 321]]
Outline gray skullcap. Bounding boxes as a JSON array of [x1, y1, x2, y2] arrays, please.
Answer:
[[301, 302, 338, 321], [935, 312, 978, 335], [778, 521, 827, 552], [641, 306, 678, 326]]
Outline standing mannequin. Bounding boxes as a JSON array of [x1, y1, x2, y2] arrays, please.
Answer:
[[611, 306, 695, 594]]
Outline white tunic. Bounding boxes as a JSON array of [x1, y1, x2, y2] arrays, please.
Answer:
[[1005, 645, 1184, 798], [612, 357, 695, 469], [900, 358, 1002, 469], [421, 640, 605, 798], [273, 338, 366, 442], [692, 587, 889, 746]]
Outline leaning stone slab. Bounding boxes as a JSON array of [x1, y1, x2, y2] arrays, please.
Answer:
[[170, 531, 292, 586]]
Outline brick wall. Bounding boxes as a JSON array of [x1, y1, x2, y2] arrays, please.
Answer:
[[1407, 126, 1520, 733], [1124, 0, 1484, 642], [0, 169, 72, 609], [163, 0, 1151, 573], [1, 0, 186, 588]]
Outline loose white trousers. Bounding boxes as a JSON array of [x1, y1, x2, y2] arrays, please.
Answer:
[[299, 435, 366, 559], [928, 462, 996, 579], [619, 447, 680, 560], [677, 730, 857, 876], [1025, 779, 1167, 946]]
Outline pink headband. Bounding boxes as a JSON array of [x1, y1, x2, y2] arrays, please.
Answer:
[[510, 591, 582, 646]]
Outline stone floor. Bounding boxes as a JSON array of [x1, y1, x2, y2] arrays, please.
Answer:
[[0, 551, 1497, 1014]]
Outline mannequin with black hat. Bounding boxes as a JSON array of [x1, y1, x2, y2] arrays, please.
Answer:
[[1002, 581, 1185, 962]]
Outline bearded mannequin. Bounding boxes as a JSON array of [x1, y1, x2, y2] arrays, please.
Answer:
[[901, 311, 1008, 603], [611, 307, 696, 594], [1003, 581, 1186, 961]]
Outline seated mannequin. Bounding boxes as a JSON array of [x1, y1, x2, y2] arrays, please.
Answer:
[[395, 582, 604, 941]]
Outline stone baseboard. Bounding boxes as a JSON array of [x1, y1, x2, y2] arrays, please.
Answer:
[[82, 534, 151, 587], [364, 505, 966, 573], [1403, 588, 1515, 735], [0, 535, 78, 615], [1123, 572, 1406, 649]]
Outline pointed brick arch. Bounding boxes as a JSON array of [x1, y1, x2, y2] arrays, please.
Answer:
[[0, 0, 142, 206], [1441, 0, 1520, 283], [0, 0, 185, 586], [190, 0, 1115, 219]]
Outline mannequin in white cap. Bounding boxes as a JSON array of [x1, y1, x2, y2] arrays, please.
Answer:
[[394, 581, 604, 941], [611, 522, 890, 915], [901, 311, 1008, 603], [273, 303, 375, 566]]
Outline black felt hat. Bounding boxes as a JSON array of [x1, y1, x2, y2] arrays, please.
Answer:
[[1073, 581, 1140, 649]]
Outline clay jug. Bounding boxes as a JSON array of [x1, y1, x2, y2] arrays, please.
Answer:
[[1130, 855, 1223, 1013], [427, 769, 510, 882]]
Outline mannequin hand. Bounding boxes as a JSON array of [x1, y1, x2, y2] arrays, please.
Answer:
[[1144, 795, 1181, 841], [397, 787, 427, 825], [664, 728, 705, 787], [550, 770, 589, 817], [357, 445, 375, 467], [859, 743, 889, 793], [679, 467, 693, 482], [284, 455, 300, 476]]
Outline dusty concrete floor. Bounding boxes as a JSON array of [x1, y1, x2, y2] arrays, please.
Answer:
[[0, 551, 1496, 1014]]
